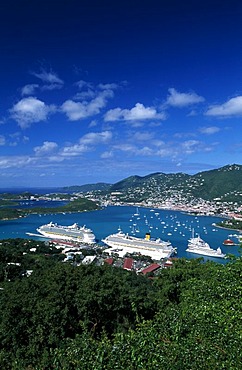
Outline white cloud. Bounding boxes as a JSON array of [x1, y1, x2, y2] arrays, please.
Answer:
[[205, 96, 242, 117], [62, 89, 114, 120], [132, 131, 155, 141], [113, 143, 154, 156], [41, 83, 63, 91], [74, 89, 96, 100], [74, 80, 118, 101], [79, 131, 112, 145], [34, 141, 58, 156], [166, 88, 205, 107], [61, 144, 91, 157], [31, 69, 64, 91], [98, 83, 118, 90], [21, 84, 39, 96], [104, 103, 166, 122], [157, 147, 174, 157], [136, 146, 154, 156], [61, 131, 112, 157], [113, 143, 137, 153], [101, 150, 113, 159], [180, 139, 214, 155], [75, 80, 93, 89], [10, 97, 56, 129], [0, 135, 6, 146], [182, 140, 200, 154], [199, 126, 220, 134], [88, 120, 98, 128], [32, 70, 64, 85], [0, 156, 35, 169]]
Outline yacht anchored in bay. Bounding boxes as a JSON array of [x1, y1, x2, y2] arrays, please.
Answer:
[[186, 229, 226, 258]]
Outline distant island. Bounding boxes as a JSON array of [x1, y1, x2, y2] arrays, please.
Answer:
[[0, 193, 99, 220]]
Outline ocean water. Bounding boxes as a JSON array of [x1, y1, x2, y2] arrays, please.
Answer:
[[0, 205, 240, 262]]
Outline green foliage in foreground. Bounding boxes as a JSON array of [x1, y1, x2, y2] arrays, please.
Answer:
[[0, 248, 241, 369]]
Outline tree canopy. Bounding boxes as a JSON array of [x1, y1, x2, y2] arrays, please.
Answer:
[[0, 239, 241, 369]]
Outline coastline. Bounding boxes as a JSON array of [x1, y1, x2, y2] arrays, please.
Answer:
[[213, 223, 242, 234]]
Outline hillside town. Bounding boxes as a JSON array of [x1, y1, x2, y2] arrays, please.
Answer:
[[84, 188, 242, 221]]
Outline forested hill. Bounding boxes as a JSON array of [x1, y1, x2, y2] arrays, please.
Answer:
[[0, 238, 241, 368], [109, 164, 242, 202]]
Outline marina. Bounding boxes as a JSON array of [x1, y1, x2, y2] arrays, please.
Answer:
[[0, 205, 241, 262]]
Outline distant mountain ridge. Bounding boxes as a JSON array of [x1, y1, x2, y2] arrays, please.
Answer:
[[63, 164, 242, 204], [109, 164, 242, 203]]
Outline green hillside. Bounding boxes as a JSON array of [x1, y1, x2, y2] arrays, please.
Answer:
[[190, 164, 242, 200], [107, 164, 242, 204]]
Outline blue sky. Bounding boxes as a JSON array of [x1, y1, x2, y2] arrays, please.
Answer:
[[1, 0, 242, 187]]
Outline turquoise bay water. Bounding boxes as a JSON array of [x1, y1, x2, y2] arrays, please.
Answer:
[[0, 205, 240, 262]]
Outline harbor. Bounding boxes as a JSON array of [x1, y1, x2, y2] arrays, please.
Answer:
[[0, 205, 240, 262]]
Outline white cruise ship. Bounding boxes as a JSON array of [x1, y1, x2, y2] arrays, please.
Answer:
[[36, 222, 96, 244], [102, 231, 176, 260], [186, 230, 225, 258]]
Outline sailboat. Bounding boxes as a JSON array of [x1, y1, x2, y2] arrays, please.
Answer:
[[134, 207, 140, 216]]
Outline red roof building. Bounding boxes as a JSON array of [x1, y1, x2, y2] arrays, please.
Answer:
[[123, 258, 134, 271], [104, 257, 114, 265], [141, 263, 161, 275]]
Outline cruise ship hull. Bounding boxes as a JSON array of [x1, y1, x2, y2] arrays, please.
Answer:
[[36, 222, 96, 244], [102, 232, 176, 260]]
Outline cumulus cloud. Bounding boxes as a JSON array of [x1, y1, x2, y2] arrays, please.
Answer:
[[61, 143, 91, 157], [199, 126, 220, 134], [79, 131, 112, 145], [166, 88, 205, 107], [205, 96, 242, 117], [104, 103, 166, 122], [62, 89, 114, 121], [34, 141, 58, 156], [10, 97, 56, 129], [61, 131, 112, 157]]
